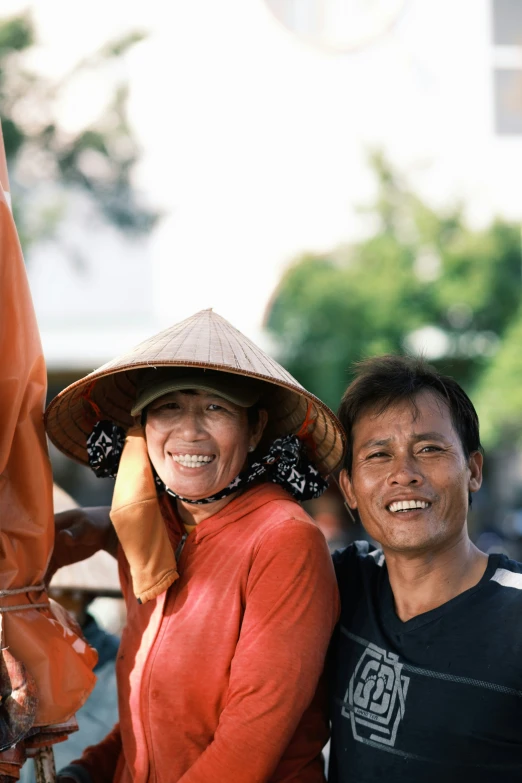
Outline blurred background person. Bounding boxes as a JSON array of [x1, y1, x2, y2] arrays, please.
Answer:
[[304, 483, 364, 553]]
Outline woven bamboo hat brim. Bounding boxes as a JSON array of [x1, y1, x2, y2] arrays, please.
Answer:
[[44, 309, 346, 475]]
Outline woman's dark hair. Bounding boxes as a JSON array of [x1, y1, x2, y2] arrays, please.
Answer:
[[247, 402, 262, 429], [338, 355, 483, 475]]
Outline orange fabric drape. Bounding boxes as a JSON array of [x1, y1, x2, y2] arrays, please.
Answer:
[[0, 121, 97, 778]]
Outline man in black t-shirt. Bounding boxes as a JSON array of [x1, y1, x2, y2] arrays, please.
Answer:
[[329, 355, 522, 783]]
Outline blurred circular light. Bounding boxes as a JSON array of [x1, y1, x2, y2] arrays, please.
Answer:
[[264, 0, 409, 53], [404, 325, 450, 360]]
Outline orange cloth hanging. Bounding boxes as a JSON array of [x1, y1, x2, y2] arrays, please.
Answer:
[[0, 121, 97, 779], [110, 426, 179, 604]]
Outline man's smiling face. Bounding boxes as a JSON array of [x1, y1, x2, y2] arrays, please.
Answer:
[[339, 389, 483, 555]]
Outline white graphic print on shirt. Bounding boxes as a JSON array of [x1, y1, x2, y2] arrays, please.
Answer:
[[342, 631, 410, 748]]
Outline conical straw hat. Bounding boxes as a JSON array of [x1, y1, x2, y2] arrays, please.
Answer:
[[45, 309, 345, 475]]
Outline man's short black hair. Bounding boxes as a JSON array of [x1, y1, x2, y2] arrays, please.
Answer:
[[338, 354, 483, 475]]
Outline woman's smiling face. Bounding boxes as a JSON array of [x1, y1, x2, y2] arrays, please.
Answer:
[[144, 389, 266, 501]]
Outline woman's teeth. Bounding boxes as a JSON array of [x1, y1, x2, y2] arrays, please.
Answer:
[[173, 454, 213, 468]]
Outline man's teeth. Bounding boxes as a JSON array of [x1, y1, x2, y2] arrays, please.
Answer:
[[173, 455, 213, 468], [389, 500, 430, 513]]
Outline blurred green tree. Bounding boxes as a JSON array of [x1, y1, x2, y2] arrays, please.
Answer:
[[0, 12, 156, 251], [265, 153, 522, 416], [474, 305, 522, 447]]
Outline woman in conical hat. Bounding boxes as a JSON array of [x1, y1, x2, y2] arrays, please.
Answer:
[[46, 309, 345, 783]]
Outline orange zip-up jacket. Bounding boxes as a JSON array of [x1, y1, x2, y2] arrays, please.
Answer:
[[67, 483, 339, 783]]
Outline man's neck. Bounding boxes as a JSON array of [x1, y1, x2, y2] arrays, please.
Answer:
[[383, 535, 488, 622]]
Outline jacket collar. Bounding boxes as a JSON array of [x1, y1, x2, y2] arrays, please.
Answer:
[[192, 483, 292, 544]]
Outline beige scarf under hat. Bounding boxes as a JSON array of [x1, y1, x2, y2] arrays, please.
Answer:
[[110, 426, 179, 604]]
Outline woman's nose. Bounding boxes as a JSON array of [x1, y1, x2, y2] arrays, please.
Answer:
[[179, 412, 206, 440]]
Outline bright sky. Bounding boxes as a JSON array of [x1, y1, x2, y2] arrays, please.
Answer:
[[3, 0, 522, 365]]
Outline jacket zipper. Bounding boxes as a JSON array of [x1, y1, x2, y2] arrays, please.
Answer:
[[175, 532, 188, 562], [141, 530, 189, 783]]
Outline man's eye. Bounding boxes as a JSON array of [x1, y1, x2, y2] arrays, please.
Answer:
[[208, 403, 224, 412], [419, 445, 441, 453], [367, 451, 387, 459]]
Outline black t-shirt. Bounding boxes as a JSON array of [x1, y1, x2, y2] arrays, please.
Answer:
[[329, 542, 522, 783]]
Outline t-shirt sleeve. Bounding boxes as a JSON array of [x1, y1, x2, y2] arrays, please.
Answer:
[[332, 540, 377, 583], [177, 517, 340, 783]]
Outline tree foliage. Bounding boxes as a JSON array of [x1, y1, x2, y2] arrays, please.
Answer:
[[474, 306, 522, 447], [0, 12, 156, 250], [266, 153, 522, 427]]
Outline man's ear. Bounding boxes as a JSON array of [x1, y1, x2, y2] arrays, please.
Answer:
[[339, 469, 357, 510], [468, 450, 483, 495]]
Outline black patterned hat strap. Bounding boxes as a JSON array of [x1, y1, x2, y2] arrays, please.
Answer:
[[87, 423, 327, 502]]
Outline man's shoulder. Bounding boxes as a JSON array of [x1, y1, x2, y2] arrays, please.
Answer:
[[488, 552, 522, 593], [332, 540, 384, 583], [332, 539, 383, 563]]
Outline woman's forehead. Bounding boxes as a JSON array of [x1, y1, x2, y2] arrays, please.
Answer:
[[153, 388, 236, 405]]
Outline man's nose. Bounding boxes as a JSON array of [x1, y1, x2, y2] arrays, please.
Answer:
[[388, 454, 423, 486]]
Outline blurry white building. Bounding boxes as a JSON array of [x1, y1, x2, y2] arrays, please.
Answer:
[[13, 0, 522, 373], [492, 0, 522, 133]]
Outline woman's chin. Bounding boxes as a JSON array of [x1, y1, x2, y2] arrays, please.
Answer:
[[161, 463, 240, 502], [169, 476, 235, 503], [169, 484, 208, 501], [166, 475, 217, 501]]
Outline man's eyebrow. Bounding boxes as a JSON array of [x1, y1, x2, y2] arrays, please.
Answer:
[[411, 431, 448, 443], [359, 438, 392, 450], [359, 432, 448, 449]]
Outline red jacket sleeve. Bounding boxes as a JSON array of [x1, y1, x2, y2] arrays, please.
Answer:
[[178, 518, 340, 783], [64, 722, 122, 783]]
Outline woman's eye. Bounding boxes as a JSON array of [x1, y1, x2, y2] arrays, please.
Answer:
[[155, 402, 180, 412]]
